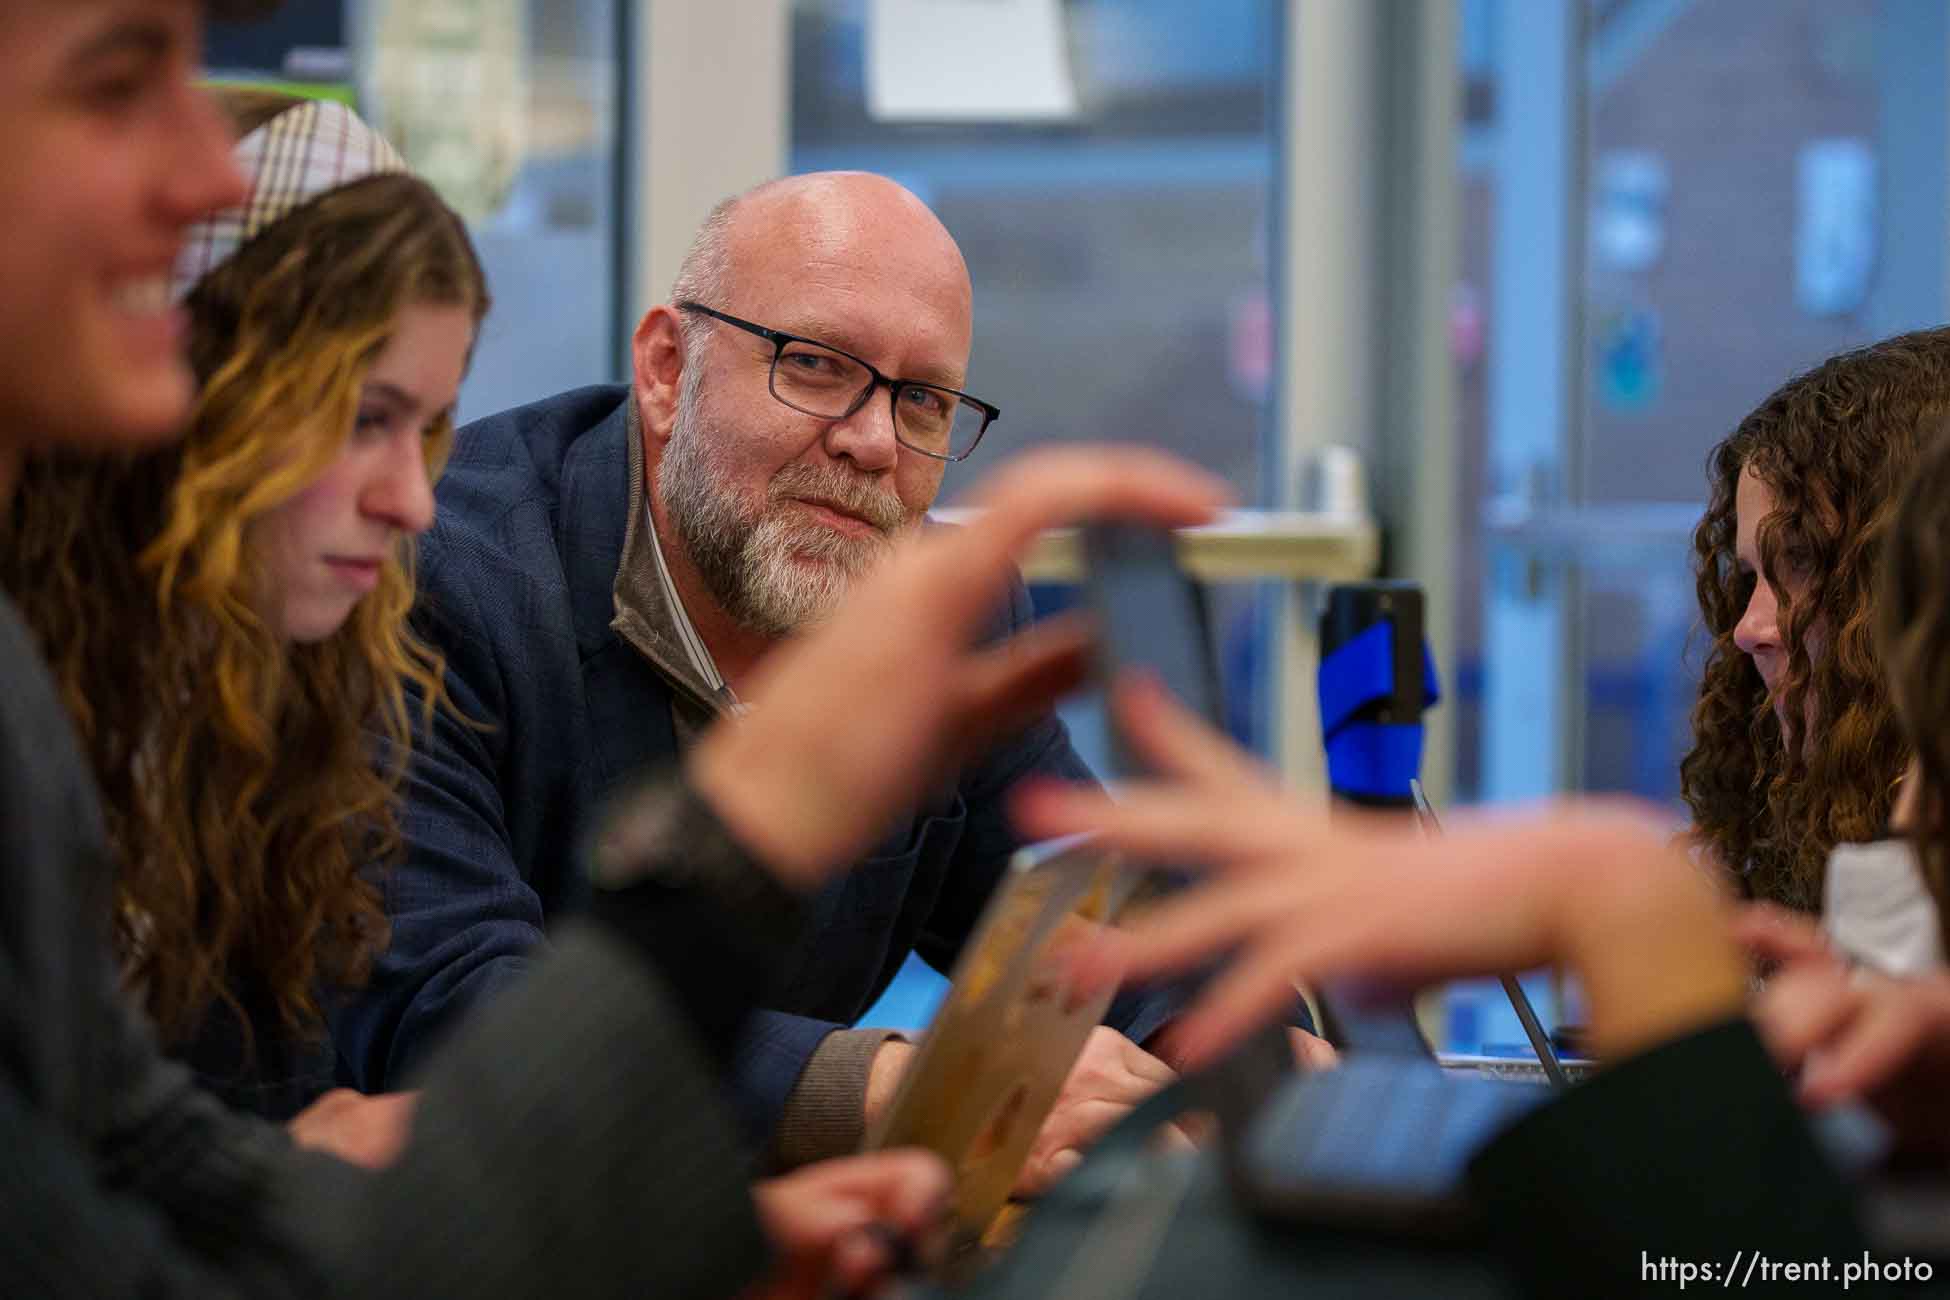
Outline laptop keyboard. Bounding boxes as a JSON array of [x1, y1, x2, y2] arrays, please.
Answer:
[[1245, 1057, 1548, 1196]]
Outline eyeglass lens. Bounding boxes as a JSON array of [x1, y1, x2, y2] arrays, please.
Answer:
[[773, 340, 985, 458]]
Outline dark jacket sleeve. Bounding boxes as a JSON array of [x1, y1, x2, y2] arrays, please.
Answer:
[[331, 542, 548, 1091], [4, 920, 770, 1300], [1466, 1018, 1866, 1298], [17, 796, 786, 1300], [731, 1008, 853, 1141], [2, 989, 319, 1298], [0, 1081, 282, 1298], [289, 925, 771, 1300]]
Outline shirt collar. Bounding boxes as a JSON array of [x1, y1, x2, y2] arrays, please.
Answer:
[[611, 399, 744, 717], [643, 492, 743, 712]]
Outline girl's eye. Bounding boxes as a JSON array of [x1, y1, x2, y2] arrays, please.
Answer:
[[354, 410, 392, 439]]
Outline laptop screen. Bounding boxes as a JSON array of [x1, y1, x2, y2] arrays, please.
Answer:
[[1409, 781, 1570, 1086]]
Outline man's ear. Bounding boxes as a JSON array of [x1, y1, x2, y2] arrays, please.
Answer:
[[632, 305, 687, 444]]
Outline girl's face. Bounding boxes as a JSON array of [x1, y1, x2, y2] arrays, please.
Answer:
[[255, 301, 473, 643], [1732, 465, 1817, 727]]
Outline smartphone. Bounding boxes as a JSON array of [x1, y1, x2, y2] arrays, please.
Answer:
[[1079, 522, 1221, 779]]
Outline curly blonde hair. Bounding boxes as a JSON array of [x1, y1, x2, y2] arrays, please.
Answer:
[[1879, 419, 1950, 936], [1680, 328, 1950, 911], [0, 91, 488, 1045]]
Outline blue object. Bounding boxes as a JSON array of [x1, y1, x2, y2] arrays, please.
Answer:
[[1325, 724, 1428, 799], [1316, 619, 1442, 800], [1316, 622, 1397, 735]]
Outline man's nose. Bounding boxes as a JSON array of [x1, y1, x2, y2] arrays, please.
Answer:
[[822, 384, 901, 473]]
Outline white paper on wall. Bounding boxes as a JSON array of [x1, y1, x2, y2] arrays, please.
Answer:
[[867, 0, 1078, 122]]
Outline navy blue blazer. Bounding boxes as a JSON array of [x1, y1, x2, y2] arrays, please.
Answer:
[[332, 385, 1170, 1141]]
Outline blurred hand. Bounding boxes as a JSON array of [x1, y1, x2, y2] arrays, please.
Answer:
[[864, 1038, 918, 1134], [1729, 901, 1839, 977], [1752, 964, 1950, 1159], [287, 1089, 418, 1169], [1012, 673, 1748, 1068], [689, 447, 1229, 891], [862, 1026, 1183, 1199], [1014, 1027, 1185, 1196], [1289, 1027, 1339, 1072], [742, 1149, 952, 1300], [1029, 1024, 1340, 1171]]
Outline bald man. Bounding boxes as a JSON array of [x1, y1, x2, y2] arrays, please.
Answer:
[[338, 173, 1183, 1182]]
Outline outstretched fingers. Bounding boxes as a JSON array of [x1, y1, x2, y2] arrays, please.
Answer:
[[1012, 779, 1316, 872], [1106, 670, 1279, 792]]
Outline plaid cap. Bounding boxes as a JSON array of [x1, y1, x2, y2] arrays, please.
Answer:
[[171, 99, 408, 302]]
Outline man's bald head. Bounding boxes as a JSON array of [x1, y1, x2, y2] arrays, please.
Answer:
[[668, 171, 970, 345]]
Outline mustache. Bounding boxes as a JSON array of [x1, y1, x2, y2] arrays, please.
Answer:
[[769, 463, 909, 534]]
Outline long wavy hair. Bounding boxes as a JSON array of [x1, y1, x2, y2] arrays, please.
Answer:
[[1680, 328, 1950, 911], [0, 91, 489, 1045], [1879, 419, 1950, 936]]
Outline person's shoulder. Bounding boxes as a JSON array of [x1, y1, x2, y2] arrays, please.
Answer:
[[0, 595, 113, 893], [429, 385, 630, 565], [453, 383, 632, 454], [439, 385, 631, 529]]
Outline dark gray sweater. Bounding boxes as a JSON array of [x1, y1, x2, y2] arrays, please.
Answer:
[[0, 590, 775, 1297]]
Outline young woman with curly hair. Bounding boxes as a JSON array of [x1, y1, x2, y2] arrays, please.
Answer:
[[1679, 327, 1950, 914], [0, 88, 488, 1125]]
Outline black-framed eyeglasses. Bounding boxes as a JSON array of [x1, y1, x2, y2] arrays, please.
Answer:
[[678, 301, 999, 462]]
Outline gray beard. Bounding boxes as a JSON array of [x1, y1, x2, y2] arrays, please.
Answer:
[[659, 365, 912, 637]]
